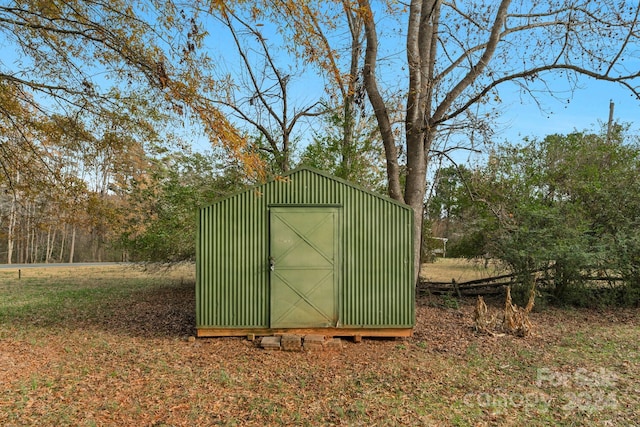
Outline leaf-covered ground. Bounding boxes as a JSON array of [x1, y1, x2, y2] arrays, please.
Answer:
[[0, 265, 638, 426]]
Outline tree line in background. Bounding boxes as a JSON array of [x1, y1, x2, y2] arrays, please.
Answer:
[[0, 122, 384, 264], [1, 1, 640, 305]]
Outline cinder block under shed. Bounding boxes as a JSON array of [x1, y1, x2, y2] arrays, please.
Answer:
[[303, 334, 326, 352], [258, 334, 345, 352], [260, 336, 281, 350], [280, 334, 302, 352]]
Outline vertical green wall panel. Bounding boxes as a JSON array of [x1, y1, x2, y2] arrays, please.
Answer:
[[196, 167, 414, 329]]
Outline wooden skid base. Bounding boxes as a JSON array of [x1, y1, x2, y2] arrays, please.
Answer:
[[197, 327, 413, 339]]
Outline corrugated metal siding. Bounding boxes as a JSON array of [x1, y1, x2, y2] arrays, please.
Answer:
[[196, 167, 414, 329], [197, 189, 270, 328], [341, 188, 414, 327]]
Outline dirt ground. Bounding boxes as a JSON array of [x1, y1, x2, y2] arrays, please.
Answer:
[[1, 266, 639, 426]]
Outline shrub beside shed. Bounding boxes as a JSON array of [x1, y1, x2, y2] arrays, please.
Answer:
[[196, 167, 415, 338]]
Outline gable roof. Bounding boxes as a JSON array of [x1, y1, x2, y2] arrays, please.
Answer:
[[201, 166, 412, 212]]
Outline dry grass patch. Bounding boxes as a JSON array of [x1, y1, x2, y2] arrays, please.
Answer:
[[420, 258, 507, 283], [0, 263, 195, 281]]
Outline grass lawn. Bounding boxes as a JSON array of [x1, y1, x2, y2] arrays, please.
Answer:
[[420, 257, 508, 283], [0, 262, 638, 426]]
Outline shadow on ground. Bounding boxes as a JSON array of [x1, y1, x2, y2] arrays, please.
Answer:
[[89, 281, 197, 338]]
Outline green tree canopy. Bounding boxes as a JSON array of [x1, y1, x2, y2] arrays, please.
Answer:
[[118, 150, 247, 262], [477, 126, 640, 305]]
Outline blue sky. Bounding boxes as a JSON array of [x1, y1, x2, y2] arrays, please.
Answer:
[[196, 5, 640, 163], [497, 79, 640, 143]]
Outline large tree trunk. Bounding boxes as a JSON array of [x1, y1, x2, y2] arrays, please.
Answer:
[[359, 0, 512, 284], [360, 0, 431, 283], [404, 130, 431, 283], [359, 0, 403, 203]]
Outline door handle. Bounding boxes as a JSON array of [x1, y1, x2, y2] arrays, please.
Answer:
[[269, 256, 275, 271]]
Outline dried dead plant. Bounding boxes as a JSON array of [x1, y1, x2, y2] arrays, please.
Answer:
[[502, 285, 536, 337], [473, 296, 497, 335], [473, 286, 536, 337]]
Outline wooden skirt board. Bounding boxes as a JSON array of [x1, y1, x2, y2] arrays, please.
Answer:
[[196, 327, 413, 338]]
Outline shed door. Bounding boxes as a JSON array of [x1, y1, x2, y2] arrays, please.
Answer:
[[269, 207, 340, 328]]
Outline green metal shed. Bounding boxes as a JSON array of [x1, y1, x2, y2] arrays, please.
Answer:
[[196, 167, 414, 338]]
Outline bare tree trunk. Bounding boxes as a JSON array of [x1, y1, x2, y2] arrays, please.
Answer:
[[17, 222, 24, 264], [59, 224, 66, 263], [31, 226, 39, 263], [341, 4, 364, 176], [7, 194, 17, 264], [17, 237, 22, 264], [45, 225, 57, 263], [45, 226, 51, 263], [404, 129, 429, 283], [359, 0, 403, 202], [69, 225, 76, 264], [25, 201, 32, 263]]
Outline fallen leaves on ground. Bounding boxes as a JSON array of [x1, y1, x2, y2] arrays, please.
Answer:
[[1, 281, 638, 426]]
